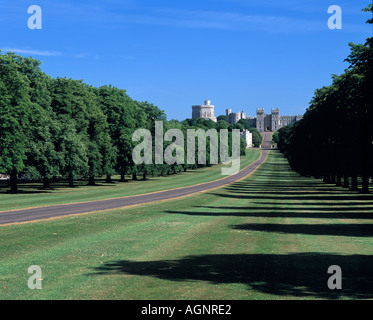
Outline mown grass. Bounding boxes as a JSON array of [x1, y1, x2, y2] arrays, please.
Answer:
[[1, 150, 372, 300], [0, 149, 261, 211]]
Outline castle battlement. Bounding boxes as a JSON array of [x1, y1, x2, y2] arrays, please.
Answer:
[[225, 107, 301, 132], [255, 108, 301, 132], [192, 101, 302, 132]]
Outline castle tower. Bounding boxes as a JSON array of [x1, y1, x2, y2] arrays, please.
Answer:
[[271, 108, 280, 132], [256, 108, 265, 132], [192, 100, 217, 122]]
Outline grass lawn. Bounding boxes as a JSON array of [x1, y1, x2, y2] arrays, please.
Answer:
[[1, 150, 372, 300], [0, 149, 261, 212]]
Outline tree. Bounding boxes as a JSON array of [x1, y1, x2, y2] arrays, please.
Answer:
[[56, 121, 88, 187], [272, 131, 279, 144], [84, 86, 112, 186], [0, 52, 35, 192], [216, 115, 227, 122], [49, 78, 91, 186], [343, 13, 373, 192], [250, 128, 263, 147], [236, 118, 251, 130], [96, 85, 139, 182], [21, 58, 60, 188]]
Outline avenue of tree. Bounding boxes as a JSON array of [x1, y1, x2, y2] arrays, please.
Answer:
[[0, 53, 262, 193], [276, 5, 373, 193]]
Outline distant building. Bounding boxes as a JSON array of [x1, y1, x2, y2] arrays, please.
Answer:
[[192, 101, 302, 132], [255, 108, 302, 132], [240, 129, 252, 148], [192, 100, 217, 122], [226, 109, 246, 126], [246, 116, 256, 128], [226, 107, 302, 132]]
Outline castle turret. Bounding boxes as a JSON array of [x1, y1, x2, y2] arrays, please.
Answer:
[[256, 108, 265, 132], [192, 100, 217, 122], [271, 108, 280, 132]]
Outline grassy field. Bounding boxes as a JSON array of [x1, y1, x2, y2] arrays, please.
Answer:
[[0, 149, 261, 212], [1, 150, 373, 300]]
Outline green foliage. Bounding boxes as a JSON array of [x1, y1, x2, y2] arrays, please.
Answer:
[[235, 118, 251, 130], [216, 115, 227, 122], [362, 4, 373, 25], [0, 51, 252, 192], [0, 52, 40, 192], [272, 131, 279, 144], [250, 128, 263, 148], [277, 16, 373, 193]]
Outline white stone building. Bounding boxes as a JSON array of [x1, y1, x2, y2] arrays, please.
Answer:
[[192, 100, 217, 122], [240, 129, 253, 148]]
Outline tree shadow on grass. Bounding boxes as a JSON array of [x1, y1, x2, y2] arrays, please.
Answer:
[[222, 175, 373, 198], [197, 205, 373, 212], [0, 179, 128, 194], [166, 209, 373, 220], [222, 183, 371, 197], [0, 189, 53, 194], [251, 201, 373, 207], [90, 253, 373, 299], [231, 223, 373, 237], [222, 190, 355, 196], [210, 192, 373, 202]]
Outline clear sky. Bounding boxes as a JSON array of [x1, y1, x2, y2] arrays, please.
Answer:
[[1, 0, 372, 120]]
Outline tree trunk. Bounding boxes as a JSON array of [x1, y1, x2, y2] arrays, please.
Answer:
[[43, 176, 50, 189], [361, 175, 370, 194], [88, 176, 95, 186], [120, 173, 128, 182], [9, 170, 18, 193], [68, 172, 74, 188], [106, 175, 112, 183], [343, 175, 349, 188], [142, 172, 146, 180], [132, 172, 137, 180], [330, 175, 336, 184], [336, 175, 342, 186], [350, 174, 358, 191]]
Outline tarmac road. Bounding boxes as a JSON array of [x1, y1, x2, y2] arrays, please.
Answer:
[[0, 142, 270, 226]]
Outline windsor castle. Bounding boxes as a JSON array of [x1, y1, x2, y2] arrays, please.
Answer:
[[192, 100, 302, 132]]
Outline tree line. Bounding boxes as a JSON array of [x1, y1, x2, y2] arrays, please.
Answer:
[[0, 52, 255, 193], [277, 5, 373, 193]]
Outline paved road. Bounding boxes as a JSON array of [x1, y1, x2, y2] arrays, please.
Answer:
[[261, 131, 273, 149], [0, 142, 270, 226]]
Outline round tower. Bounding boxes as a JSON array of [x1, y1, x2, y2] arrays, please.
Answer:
[[192, 100, 217, 122]]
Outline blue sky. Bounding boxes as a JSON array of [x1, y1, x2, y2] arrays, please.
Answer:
[[1, 0, 372, 120]]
